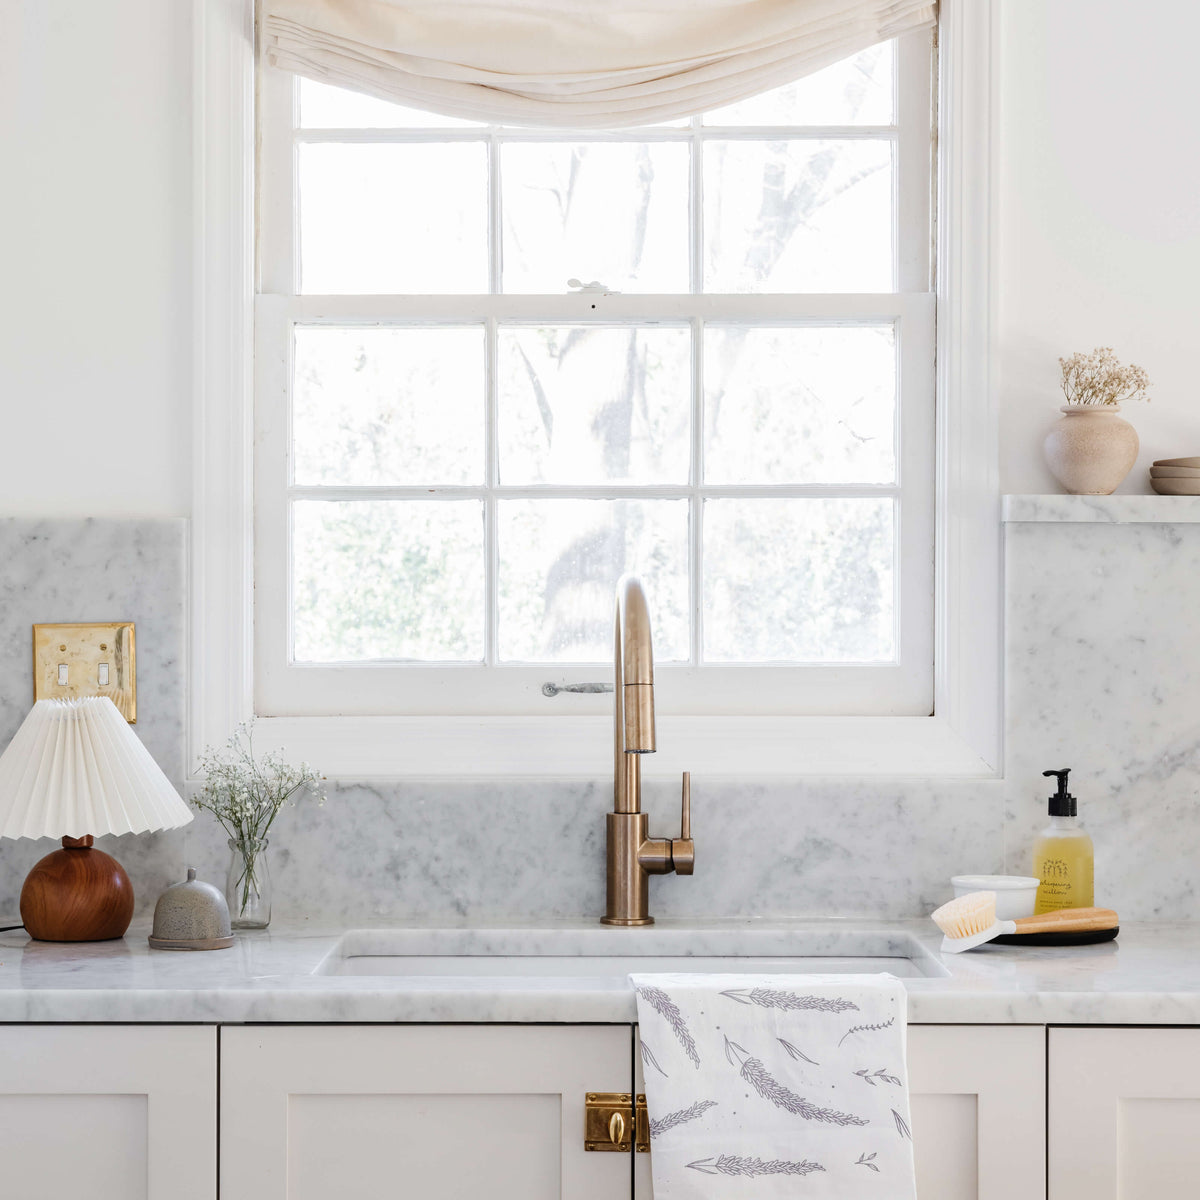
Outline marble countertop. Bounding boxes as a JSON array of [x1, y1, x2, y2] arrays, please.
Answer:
[[3, 918, 1200, 1025]]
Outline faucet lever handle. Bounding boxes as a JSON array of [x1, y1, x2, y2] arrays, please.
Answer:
[[672, 771, 695, 875]]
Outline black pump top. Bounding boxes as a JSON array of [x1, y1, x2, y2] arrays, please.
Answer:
[[1042, 768, 1077, 816]]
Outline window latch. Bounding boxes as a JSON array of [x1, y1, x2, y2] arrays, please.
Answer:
[[567, 278, 619, 294], [542, 681, 614, 697]]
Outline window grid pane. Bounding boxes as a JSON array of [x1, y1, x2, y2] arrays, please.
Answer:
[[288, 318, 900, 666], [292, 325, 486, 486], [293, 498, 486, 663], [703, 324, 897, 485], [282, 37, 918, 672], [298, 143, 489, 294], [703, 497, 896, 663], [497, 324, 692, 486]]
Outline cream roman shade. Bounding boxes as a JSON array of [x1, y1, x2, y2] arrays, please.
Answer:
[[263, 0, 937, 128]]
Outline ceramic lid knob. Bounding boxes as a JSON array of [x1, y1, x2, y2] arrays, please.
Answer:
[[150, 867, 232, 946]]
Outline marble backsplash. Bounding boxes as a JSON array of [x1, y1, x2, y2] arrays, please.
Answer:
[[0, 509, 1197, 924], [168, 775, 1004, 924], [1004, 516, 1200, 918]]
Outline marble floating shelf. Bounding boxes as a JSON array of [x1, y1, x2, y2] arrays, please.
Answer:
[[1003, 494, 1200, 524]]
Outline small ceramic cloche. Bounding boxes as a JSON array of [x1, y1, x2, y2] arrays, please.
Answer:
[[148, 868, 234, 950]]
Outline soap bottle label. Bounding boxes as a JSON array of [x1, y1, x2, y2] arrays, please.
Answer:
[[1035, 858, 1074, 910], [1033, 847, 1094, 913]]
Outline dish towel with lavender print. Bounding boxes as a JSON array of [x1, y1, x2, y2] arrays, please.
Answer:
[[631, 973, 915, 1199]]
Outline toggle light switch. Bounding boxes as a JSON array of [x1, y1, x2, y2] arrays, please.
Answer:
[[32, 622, 137, 722]]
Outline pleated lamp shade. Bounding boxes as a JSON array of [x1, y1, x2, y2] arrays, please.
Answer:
[[0, 697, 192, 840]]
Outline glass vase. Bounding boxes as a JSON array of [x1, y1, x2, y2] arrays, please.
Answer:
[[226, 836, 272, 929]]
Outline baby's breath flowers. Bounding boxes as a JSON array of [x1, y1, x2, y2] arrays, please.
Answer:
[[1059, 347, 1150, 407], [193, 722, 324, 916]]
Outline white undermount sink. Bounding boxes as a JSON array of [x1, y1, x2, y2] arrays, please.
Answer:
[[313, 927, 948, 980]]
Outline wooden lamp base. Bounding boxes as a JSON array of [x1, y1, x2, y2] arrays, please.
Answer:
[[19, 835, 135, 941]]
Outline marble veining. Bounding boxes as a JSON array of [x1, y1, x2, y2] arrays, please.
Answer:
[[2, 919, 1200, 1026], [168, 776, 1005, 926], [1004, 520, 1200, 918]]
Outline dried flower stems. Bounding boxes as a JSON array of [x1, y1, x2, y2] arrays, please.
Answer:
[[1059, 347, 1150, 407]]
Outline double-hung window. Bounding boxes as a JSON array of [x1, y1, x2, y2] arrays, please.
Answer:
[[255, 32, 935, 723]]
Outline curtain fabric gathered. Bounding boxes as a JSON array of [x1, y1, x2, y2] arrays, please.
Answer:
[[263, 0, 937, 128]]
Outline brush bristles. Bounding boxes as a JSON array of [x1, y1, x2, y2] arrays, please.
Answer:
[[931, 891, 998, 939]]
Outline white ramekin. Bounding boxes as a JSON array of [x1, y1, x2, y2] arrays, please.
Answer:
[[950, 874, 1040, 920]]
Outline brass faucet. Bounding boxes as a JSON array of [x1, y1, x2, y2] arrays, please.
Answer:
[[602, 575, 694, 926]]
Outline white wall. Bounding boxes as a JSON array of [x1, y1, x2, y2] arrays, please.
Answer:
[[997, 0, 1200, 493], [0, 0, 192, 517], [2, 0, 1197, 513]]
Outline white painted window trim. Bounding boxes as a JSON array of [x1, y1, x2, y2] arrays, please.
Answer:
[[190, 0, 1000, 781], [931, 0, 1002, 775], [191, 0, 256, 776]]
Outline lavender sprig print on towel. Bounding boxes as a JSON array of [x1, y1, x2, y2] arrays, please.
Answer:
[[854, 1067, 902, 1087], [650, 1099, 718, 1137], [777, 1038, 819, 1065], [838, 1015, 897, 1048], [723, 987, 859, 1013], [724, 1037, 868, 1126], [688, 1154, 826, 1177], [640, 1039, 669, 1078], [637, 985, 700, 1067]]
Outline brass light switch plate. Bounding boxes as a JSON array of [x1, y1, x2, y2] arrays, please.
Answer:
[[33, 622, 136, 723]]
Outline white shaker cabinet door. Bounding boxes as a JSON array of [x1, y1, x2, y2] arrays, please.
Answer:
[[0, 1024, 216, 1200], [1049, 1027, 1200, 1199], [907, 1025, 1045, 1200], [221, 1024, 633, 1200], [636, 1024, 1045, 1199]]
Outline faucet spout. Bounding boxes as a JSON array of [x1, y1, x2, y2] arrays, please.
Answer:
[[613, 575, 655, 815], [602, 575, 694, 926]]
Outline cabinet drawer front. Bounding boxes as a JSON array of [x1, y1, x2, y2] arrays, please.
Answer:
[[1051, 1027, 1200, 1200], [0, 1025, 216, 1200], [221, 1024, 632, 1200]]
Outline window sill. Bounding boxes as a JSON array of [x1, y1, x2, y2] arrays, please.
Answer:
[[230, 713, 997, 782]]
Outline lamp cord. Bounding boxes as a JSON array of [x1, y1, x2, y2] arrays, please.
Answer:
[[0, 924, 25, 932]]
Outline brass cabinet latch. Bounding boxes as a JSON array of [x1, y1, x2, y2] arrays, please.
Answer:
[[584, 1093, 650, 1152]]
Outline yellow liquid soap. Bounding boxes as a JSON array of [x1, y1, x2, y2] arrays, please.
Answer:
[[1033, 817, 1094, 913]]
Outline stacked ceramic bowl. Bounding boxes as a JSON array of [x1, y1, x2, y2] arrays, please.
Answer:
[[1151, 457, 1200, 495]]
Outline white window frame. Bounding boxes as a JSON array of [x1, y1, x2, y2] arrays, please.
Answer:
[[254, 40, 934, 720], [190, 0, 1001, 780]]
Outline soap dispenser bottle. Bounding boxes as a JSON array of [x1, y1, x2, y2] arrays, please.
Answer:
[[1032, 768, 1094, 914]]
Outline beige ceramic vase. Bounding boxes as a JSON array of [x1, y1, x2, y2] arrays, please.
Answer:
[[1043, 405, 1139, 495]]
